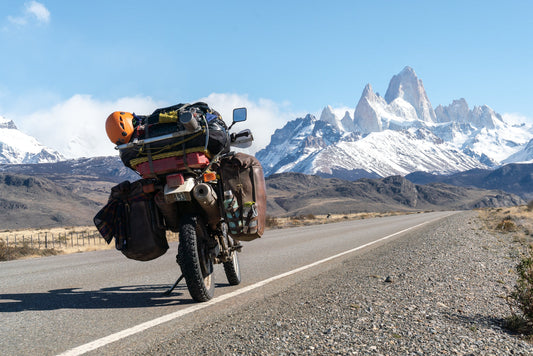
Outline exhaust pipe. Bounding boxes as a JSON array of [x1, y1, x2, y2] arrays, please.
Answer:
[[193, 183, 220, 229]]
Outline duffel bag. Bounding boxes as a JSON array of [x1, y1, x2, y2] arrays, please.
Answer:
[[120, 102, 230, 170], [94, 180, 169, 261], [220, 153, 267, 241]]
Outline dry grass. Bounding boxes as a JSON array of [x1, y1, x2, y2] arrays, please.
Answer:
[[265, 211, 417, 229], [478, 204, 533, 243]]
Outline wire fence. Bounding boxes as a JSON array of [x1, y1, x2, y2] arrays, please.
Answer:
[[0, 229, 180, 250], [0, 229, 104, 249]]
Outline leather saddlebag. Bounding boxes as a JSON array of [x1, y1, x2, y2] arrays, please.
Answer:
[[220, 153, 267, 241], [94, 180, 169, 261]]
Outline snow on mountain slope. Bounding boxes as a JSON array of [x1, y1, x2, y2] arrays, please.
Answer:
[[0, 116, 64, 164], [312, 128, 484, 177], [260, 122, 484, 179], [257, 66, 533, 179], [503, 138, 533, 163]]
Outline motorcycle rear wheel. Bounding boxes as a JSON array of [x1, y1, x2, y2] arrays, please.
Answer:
[[178, 215, 215, 302]]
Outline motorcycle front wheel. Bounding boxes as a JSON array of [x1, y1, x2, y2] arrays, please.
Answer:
[[177, 214, 215, 302]]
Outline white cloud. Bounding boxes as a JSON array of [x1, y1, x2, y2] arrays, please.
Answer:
[[26, 1, 50, 24], [502, 112, 533, 126], [198, 93, 297, 154], [7, 1, 50, 27], [13, 93, 298, 159], [16, 95, 166, 158]]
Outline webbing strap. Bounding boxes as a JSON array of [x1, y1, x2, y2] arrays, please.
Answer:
[[129, 147, 212, 169]]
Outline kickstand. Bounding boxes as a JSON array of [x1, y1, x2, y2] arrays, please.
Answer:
[[163, 274, 184, 296]]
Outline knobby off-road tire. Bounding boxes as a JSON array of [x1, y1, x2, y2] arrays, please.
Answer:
[[177, 215, 215, 302], [223, 235, 241, 285]]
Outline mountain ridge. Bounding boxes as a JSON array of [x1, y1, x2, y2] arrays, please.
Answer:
[[256, 66, 533, 180]]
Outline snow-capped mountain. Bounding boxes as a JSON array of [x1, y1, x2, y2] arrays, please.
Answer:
[[256, 66, 533, 179], [0, 115, 64, 164]]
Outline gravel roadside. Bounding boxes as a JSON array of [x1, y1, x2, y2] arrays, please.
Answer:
[[141, 211, 532, 355]]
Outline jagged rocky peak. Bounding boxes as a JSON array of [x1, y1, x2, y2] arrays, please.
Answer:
[[319, 105, 336, 124], [354, 84, 384, 134], [341, 111, 356, 132], [384, 66, 436, 122], [0, 116, 17, 130], [320, 105, 349, 132], [435, 99, 502, 129], [435, 98, 470, 123], [470, 105, 502, 129]]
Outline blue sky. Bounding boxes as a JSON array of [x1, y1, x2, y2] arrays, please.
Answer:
[[0, 1, 532, 157]]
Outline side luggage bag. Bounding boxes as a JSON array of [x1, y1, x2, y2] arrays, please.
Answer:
[[220, 153, 267, 241], [94, 180, 169, 261]]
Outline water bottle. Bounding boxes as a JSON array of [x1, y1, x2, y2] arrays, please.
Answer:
[[242, 201, 258, 234], [223, 190, 242, 234]]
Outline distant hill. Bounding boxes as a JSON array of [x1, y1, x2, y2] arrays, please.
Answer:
[[265, 172, 525, 217], [0, 157, 526, 229], [0, 157, 139, 229], [0, 173, 102, 229], [406, 163, 533, 201]]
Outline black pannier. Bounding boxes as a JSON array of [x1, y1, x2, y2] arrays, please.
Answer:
[[93, 180, 168, 261], [120, 102, 230, 170]]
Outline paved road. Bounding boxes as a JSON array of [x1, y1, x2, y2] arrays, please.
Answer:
[[0, 211, 456, 355]]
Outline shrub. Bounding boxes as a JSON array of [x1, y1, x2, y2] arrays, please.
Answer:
[[527, 200, 533, 212], [510, 246, 533, 322], [497, 219, 517, 232], [265, 216, 280, 228]]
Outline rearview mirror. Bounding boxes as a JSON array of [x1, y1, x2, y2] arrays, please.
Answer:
[[232, 107, 247, 123]]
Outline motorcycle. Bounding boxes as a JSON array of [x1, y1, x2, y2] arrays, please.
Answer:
[[115, 107, 254, 302]]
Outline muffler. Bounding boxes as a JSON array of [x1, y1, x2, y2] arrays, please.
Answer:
[[193, 183, 220, 229]]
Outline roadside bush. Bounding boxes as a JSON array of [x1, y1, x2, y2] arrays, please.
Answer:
[[511, 247, 533, 317], [265, 216, 280, 228], [507, 245, 533, 335], [497, 218, 517, 232]]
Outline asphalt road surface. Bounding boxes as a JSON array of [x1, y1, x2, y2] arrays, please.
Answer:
[[0, 211, 456, 355]]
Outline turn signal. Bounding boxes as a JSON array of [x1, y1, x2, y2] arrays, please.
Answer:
[[203, 172, 217, 182]]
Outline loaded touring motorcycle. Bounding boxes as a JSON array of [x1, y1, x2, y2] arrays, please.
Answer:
[[94, 103, 267, 302]]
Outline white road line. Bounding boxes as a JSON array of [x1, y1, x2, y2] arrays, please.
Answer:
[[57, 215, 446, 356]]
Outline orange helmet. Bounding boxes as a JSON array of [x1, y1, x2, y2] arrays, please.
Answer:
[[106, 111, 134, 144]]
